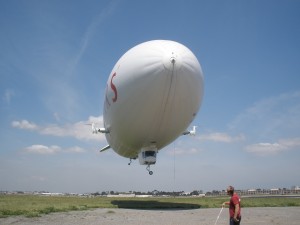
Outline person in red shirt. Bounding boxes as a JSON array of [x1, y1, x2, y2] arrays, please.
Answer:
[[222, 186, 241, 225]]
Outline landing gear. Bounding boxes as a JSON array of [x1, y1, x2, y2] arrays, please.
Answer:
[[146, 165, 153, 175], [128, 158, 133, 165]]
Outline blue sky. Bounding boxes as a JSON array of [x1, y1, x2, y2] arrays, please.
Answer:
[[1, 0, 300, 193]]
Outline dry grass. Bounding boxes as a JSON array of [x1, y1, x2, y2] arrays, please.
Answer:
[[1, 194, 299, 218]]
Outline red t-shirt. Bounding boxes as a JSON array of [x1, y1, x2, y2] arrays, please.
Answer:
[[229, 193, 241, 218]]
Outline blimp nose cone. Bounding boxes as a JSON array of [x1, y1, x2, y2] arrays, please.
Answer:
[[163, 51, 182, 71]]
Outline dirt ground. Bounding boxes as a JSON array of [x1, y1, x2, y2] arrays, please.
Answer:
[[0, 207, 299, 225]]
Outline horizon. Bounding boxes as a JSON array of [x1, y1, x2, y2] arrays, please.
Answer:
[[2, 185, 300, 195]]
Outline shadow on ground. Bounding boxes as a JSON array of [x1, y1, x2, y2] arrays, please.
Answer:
[[111, 200, 201, 210]]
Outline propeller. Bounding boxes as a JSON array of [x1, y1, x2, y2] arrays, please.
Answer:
[[86, 123, 109, 134], [182, 126, 197, 136]]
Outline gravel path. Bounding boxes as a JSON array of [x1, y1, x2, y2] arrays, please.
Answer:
[[0, 207, 299, 225]]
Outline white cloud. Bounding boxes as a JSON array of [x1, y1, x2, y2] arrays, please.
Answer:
[[245, 137, 300, 156], [38, 4, 118, 120], [11, 120, 38, 130], [40, 116, 105, 141], [228, 91, 300, 156], [30, 176, 47, 182], [53, 112, 60, 121], [198, 132, 245, 143], [25, 145, 61, 154], [24, 145, 86, 154], [3, 89, 15, 103], [67, 1, 118, 76], [65, 146, 86, 153], [166, 147, 199, 156], [229, 91, 300, 138], [12, 116, 106, 142]]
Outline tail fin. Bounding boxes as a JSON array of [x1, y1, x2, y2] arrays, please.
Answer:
[[190, 126, 197, 136], [182, 126, 197, 136], [92, 123, 97, 134], [90, 123, 109, 134]]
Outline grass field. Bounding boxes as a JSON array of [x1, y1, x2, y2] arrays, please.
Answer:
[[1, 194, 300, 218]]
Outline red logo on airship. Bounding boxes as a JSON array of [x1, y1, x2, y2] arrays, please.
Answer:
[[110, 72, 118, 102]]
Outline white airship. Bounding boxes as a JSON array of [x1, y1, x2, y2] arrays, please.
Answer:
[[93, 40, 204, 175]]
